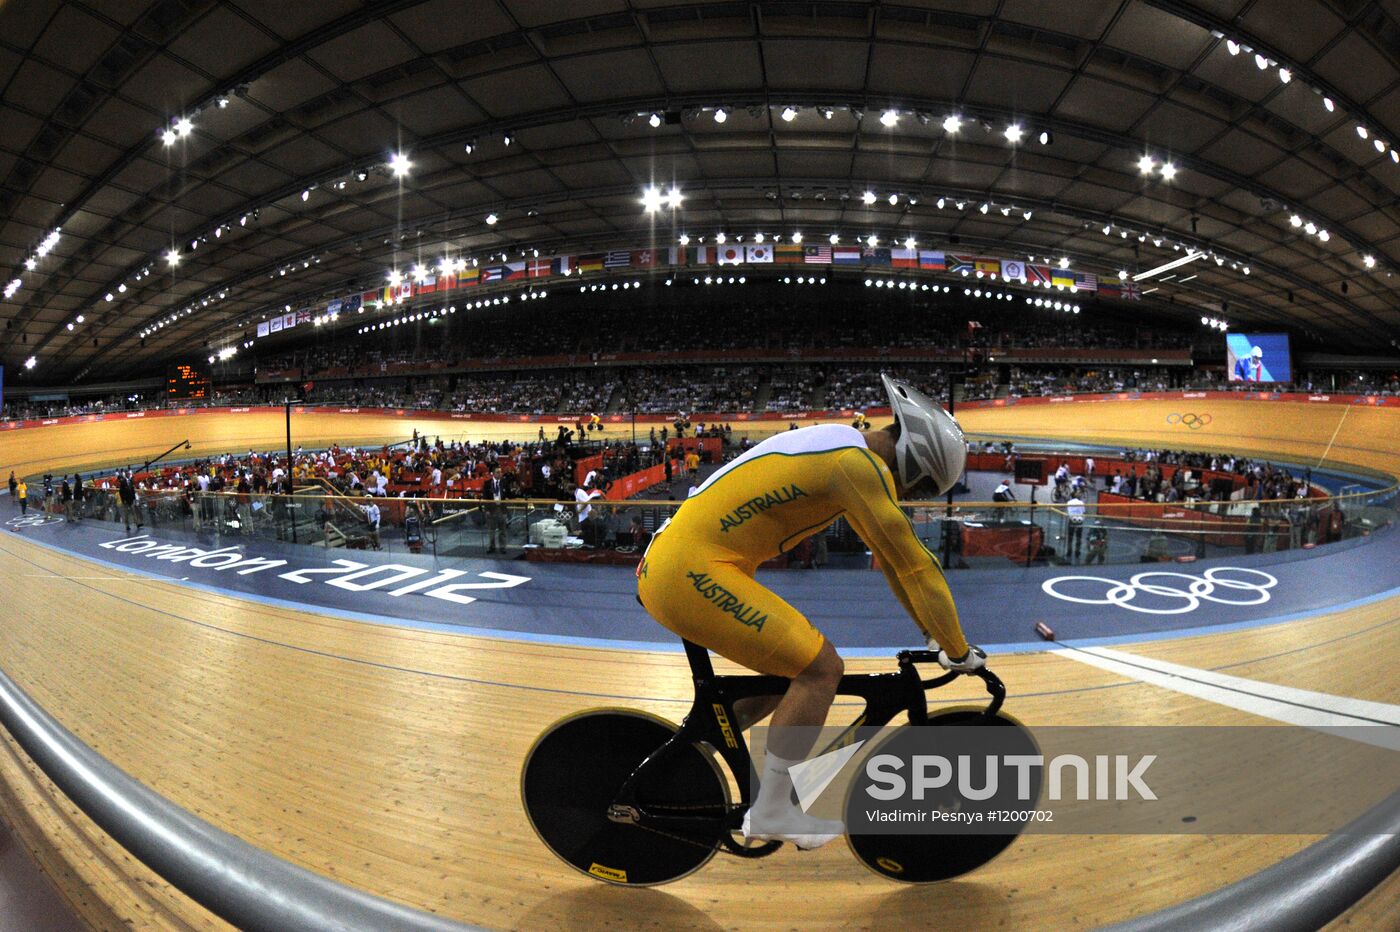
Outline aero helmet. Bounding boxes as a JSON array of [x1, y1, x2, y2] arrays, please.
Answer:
[[881, 373, 967, 495]]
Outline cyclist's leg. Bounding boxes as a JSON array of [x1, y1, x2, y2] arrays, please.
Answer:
[[638, 547, 844, 847]]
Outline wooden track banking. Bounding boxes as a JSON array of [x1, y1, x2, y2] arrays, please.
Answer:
[[0, 399, 1396, 930]]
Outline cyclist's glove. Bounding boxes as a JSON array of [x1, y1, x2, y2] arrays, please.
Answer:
[[937, 645, 987, 673]]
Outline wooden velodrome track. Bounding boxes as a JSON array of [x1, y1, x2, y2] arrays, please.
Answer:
[[0, 399, 1396, 929]]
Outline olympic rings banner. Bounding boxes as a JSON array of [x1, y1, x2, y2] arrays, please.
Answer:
[[1041, 567, 1279, 615]]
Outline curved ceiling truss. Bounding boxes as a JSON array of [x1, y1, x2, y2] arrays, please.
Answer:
[[1, 0, 1397, 380]]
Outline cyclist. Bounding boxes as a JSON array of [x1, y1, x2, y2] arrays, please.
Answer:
[[637, 373, 982, 850]]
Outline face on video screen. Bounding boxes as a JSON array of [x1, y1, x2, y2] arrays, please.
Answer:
[[1226, 333, 1292, 384]]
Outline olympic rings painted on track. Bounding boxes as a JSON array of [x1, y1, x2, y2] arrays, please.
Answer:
[[1165, 412, 1213, 429], [1041, 567, 1279, 615], [6, 513, 64, 528]]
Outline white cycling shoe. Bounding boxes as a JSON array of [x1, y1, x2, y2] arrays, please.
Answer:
[[741, 805, 845, 850]]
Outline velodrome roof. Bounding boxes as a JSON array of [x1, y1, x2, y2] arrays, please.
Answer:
[[1, 0, 1398, 380]]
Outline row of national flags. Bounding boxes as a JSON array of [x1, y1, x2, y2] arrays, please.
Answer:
[[261, 243, 1140, 339]]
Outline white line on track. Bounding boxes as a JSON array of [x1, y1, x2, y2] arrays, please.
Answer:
[[1316, 404, 1351, 466], [22, 574, 135, 580], [1062, 645, 1400, 732]]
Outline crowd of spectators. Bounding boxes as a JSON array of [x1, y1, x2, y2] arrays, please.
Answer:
[[1007, 366, 1176, 397], [9, 360, 1397, 423]]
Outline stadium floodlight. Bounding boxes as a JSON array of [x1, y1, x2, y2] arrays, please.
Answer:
[[174, 117, 193, 137], [1058, 257, 1070, 269], [485, 213, 498, 225], [648, 112, 662, 128], [166, 248, 180, 267], [781, 106, 797, 122], [389, 152, 412, 177], [678, 234, 690, 245], [862, 190, 876, 205], [1137, 154, 1155, 174], [829, 233, 839, 245], [791, 231, 802, 244], [942, 115, 962, 134], [1160, 162, 1177, 180], [713, 107, 728, 123], [880, 109, 898, 127], [715, 232, 726, 244], [640, 186, 664, 213], [904, 237, 916, 249], [866, 234, 878, 247], [1003, 123, 1023, 143], [666, 187, 683, 209], [1363, 254, 1377, 269]]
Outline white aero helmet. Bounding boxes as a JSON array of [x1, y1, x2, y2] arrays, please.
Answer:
[[1250, 346, 1263, 358], [881, 373, 967, 495]]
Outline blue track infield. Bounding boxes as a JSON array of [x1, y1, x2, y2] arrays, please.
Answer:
[[6, 510, 1397, 655]]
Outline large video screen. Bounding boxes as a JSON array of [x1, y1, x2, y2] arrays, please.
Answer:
[[1226, 332, 1292, 384]]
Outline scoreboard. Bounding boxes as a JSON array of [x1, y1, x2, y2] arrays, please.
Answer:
[[166, 363, 210, 400]]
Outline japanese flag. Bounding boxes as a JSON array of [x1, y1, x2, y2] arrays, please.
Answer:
[[718, 245, 745, 265]]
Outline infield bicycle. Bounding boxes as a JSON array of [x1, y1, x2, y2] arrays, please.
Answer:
[[521, 639, 1037, 885]]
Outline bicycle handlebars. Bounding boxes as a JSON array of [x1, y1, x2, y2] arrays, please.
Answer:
[[896, 648, 1007, 717]]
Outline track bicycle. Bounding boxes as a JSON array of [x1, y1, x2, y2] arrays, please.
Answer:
[[521, 638, 1037, 885]]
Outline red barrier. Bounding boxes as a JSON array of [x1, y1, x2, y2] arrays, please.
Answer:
[[1095, 491, 1247, 546]]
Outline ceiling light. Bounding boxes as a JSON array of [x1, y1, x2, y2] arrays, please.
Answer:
[[1038, 131, 1053, 145], [1357, 125, 1369, 139], [105, 292, 114, 301], [502, 132, 513, 145], [174, 117, 193, 136], [216, 96, 230, 108], [678, 234, 690, 246], [1226, 40, 1240, 55], [387, 269, 402, 286], [829, 233, 839, 245], [1254, 53, 1269, 70], [791, 231, 803, 244], [1289, 214, 1303, 228], [1374, 138, 1386, 153], [641, 185, 664, 213], [648, 112, 662, 128], [161, 129, 178, 146], [1323, 97, 1335, 112], [1392, 150, 1399, 164], [862, 190, 876, 205], [1003, 123, 1023, 144], [665, 187, 683, 209], [24, 257, 36, 271], [715, 232, 726, 244], [713, 108, 728, 124], [1058, 257, 1070, 269], [389, 152, 412, 177], [1160, 161, 1177, 180], [979, 202, 989, 214], [866, 234, 878, 247], [942, 115, 962, 134], [301, 189, 310, 201], [1000, 206, 1010, 216], [1023, 210, 1033, 220], [880, 109, 899, 127], [1278, 67, 1291, 83], [936, 198, 946, 209], [753, 232, 765, 244], [1363, 255, 1376, 269], [165, 248, 180, 267], [1303, 221, 1317, 235], [485, 213, 498, 225], [781, 106, 797, 122], [24, 357, 36, 370], [904, 236, 916, 249], [1137, 154, 1156, 174], [1242, 266, 1250, 275], [818, 107, 834, 120], [1318, 230, 1329, 242], [888, 193, 899, 206]]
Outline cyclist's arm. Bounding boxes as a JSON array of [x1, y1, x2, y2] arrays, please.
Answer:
[[832, 447, 971, 657]]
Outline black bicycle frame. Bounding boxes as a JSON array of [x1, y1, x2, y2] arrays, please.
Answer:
[[609, 639, 1006, 857]]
